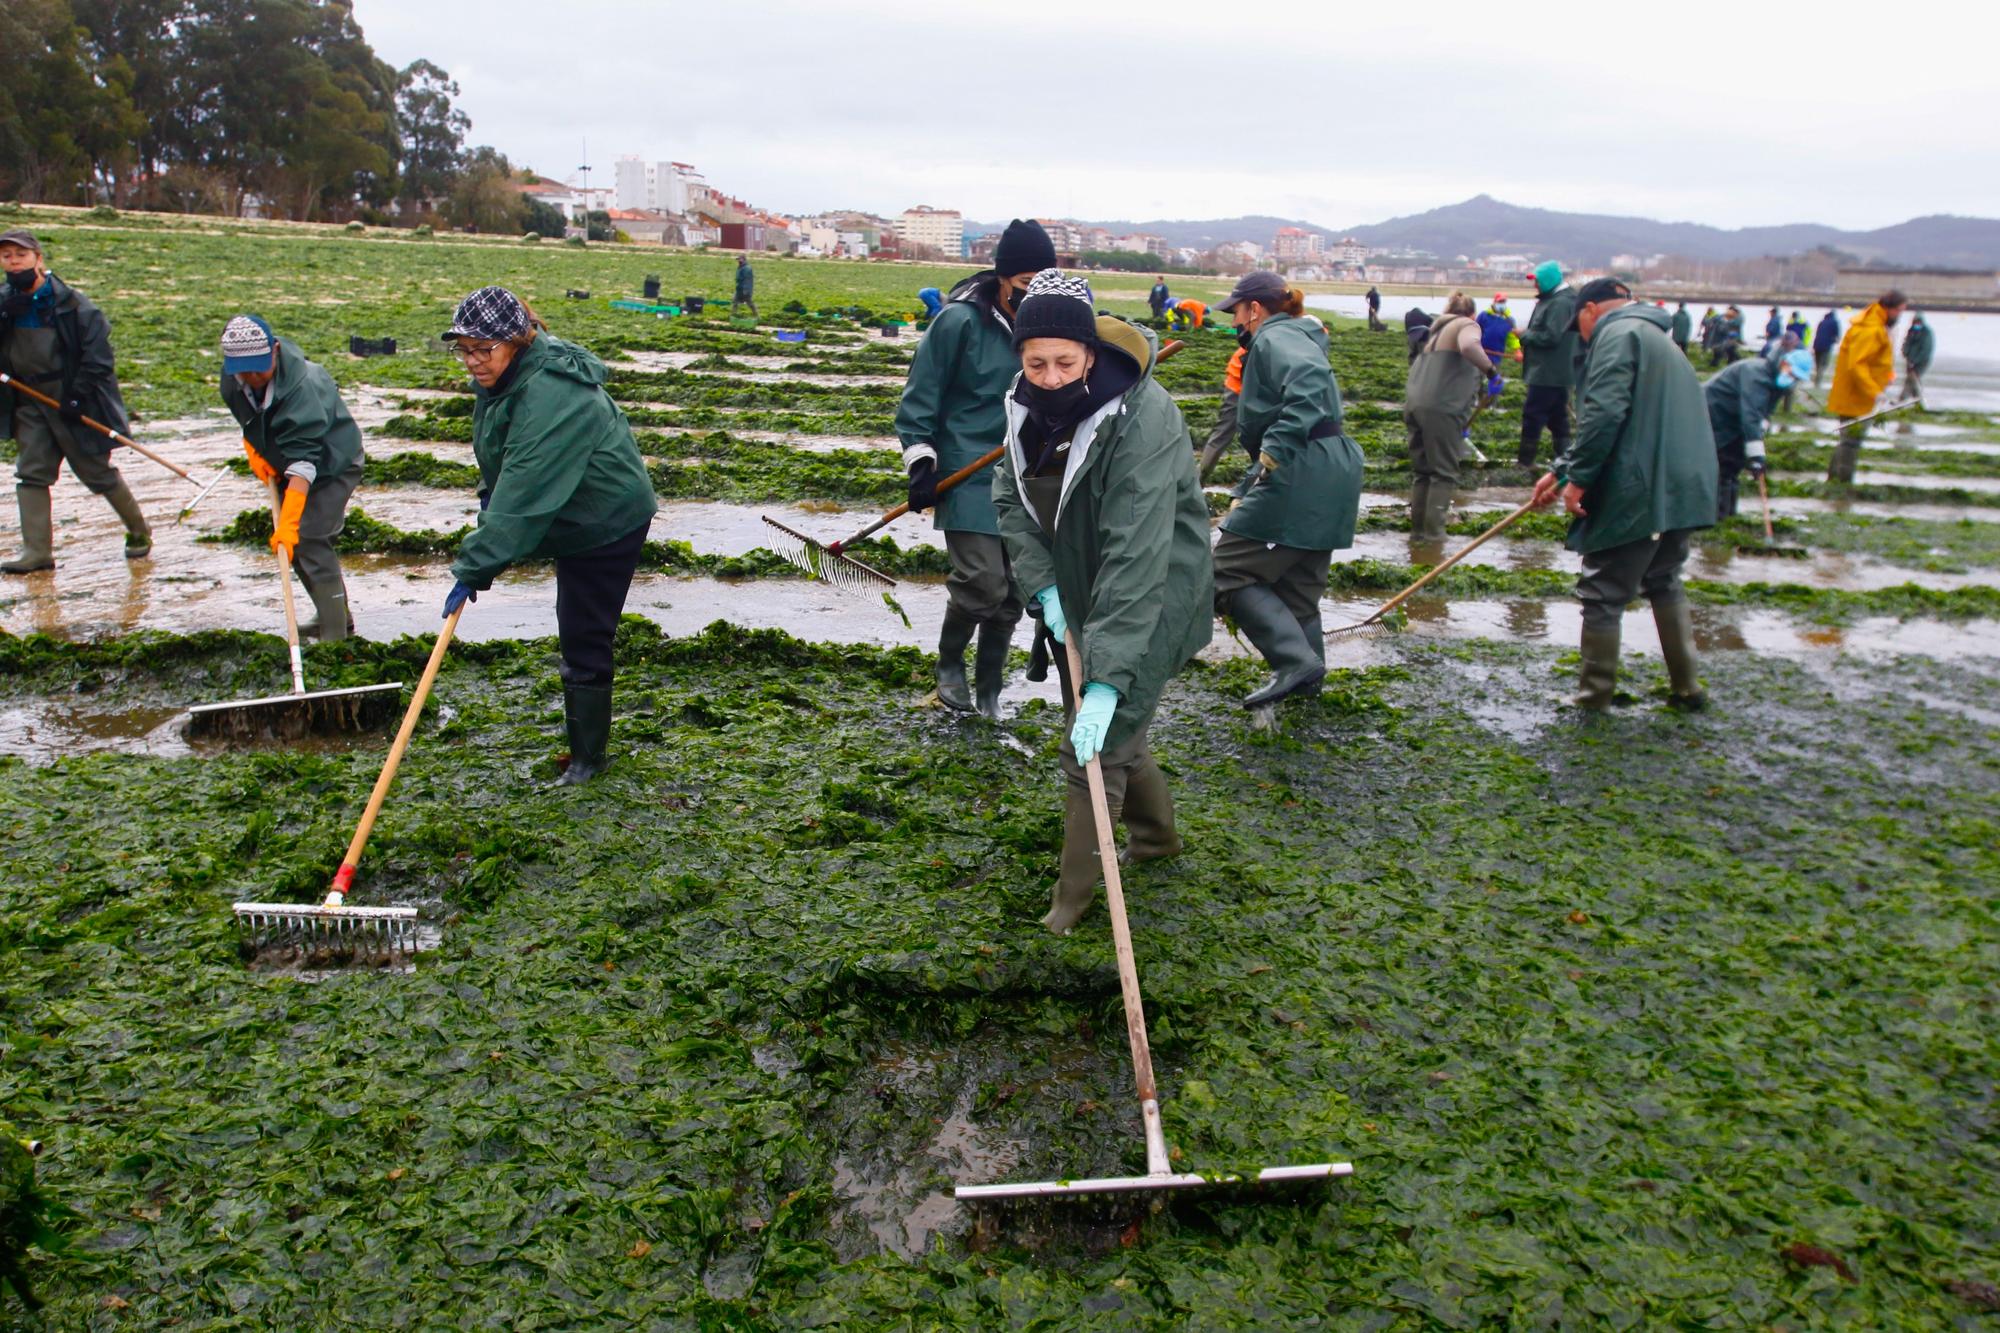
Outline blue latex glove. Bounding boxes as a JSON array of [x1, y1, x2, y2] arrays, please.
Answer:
[[1485, 373, 1504, 399], [442, 580, 478, 618], [1035, 585, 1067, 644], [1070, 683, 1119, 764]]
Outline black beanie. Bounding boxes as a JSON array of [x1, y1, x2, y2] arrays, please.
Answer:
[[1011, 270, 1097, 348], [994, 218, 1057, 278]]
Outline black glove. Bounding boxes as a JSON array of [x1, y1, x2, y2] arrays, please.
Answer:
[[59, 398, 85, 424], [906, 458, 939, 513], [1746, 455, 1766, 479]]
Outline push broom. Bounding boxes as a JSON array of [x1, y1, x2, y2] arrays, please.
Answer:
[[0, 374, 227, 521], [955, 632, 1351, 1202], [232, 604, 465, 958], [764, 340, 1185, 597], [185, 476, 403, 740]]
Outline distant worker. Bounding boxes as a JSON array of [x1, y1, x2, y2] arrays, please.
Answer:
[[896, 218, 1054, 717], [1516, 261, 1578, 468], [439, 287, 660, 784], [1671, 302, 1692, 354], [0, 228, 149, 573], [1898, 311, 1934, 402], [1365, 285, 1383, 331], [1761, 306, 1782, 355], [1785, 309, 1810, 349], [219, 315, 364, 641], [1705, 348, 1811, 520], [1812, 308, 1842, 387], [1709, 306, 1745, 366], [1148, 275, 1170, 320], [731, 255, 756, 318], [917, 286, 943, 319], [1826, 289, 1907, 482], [1697, 306, 1717, 347], [1403, 306, 1434, 364], [1166, 297, 1207, 332], [1529, 278, 1716, 711], [1404, 292, 1499, 542], [1214, 271, 1364, 709], [1196, 339, 1245, 483], [1476, 294, 1518, 375]]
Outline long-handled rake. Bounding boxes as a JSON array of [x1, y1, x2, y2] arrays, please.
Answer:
[[1326, 498, 1537, 639], [232, 605, 464, 959], [185, 479, 403, 740], [1, 373, 227, 521], [955, 632, 1352, 1202], [766, 339, 1187, 597]]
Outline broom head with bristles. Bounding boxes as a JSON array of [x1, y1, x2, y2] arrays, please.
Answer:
[[760, 516, 897, 594], [186, 682, 404, 742]]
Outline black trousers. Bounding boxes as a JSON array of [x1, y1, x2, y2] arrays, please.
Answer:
[[555, 521, 648, 687], [1520, 384, 1571, 454]]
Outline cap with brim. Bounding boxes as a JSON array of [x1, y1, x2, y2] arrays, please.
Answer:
[[1217, 269, 1288, 312], [442, 285, 531, 342], [0, 229, 40, 253], [220, 314, 276, 375], [1565, 278, 1633, 332]]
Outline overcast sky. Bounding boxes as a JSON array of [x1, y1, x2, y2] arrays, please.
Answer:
[[353, 0, 1999, 233]]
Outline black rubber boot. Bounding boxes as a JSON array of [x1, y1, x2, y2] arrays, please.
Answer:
[[935, 606, 975, 712], [1717, 476, 1739, 521], [973, 619, 1014, 719], [1572, 624, 1621, 711], [1827, 439, 1861, 484], [557, 684, 612, 785], [1653, 596, 1707, 710], [2, 485, 54, 574], [1230, 584, 1326, 708], [105, 480, 151, 559], [1515, 434, 1538, 469], [1293, 608, 1326, 699]]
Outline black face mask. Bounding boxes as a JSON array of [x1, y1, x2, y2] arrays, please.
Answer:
[[1235, 325, 1253, 350], [4, 269, 36, 292], [1022, 375, 1091, 427]]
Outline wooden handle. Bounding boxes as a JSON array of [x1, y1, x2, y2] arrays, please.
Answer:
[[0, 372, 198, 482], [1061, 633, 1163, 1159], [1360, 499, 1537, 627], [270, 479, 306, 694], [327, 606, 463, 905], [1757, 474, 1774, 543], [831, 338, 1187, 554]]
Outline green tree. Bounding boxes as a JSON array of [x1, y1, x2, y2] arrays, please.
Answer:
[[523, 198, 566, 239], [0, 2, 145, 204], [396, 58, 467, 215], [445, 146, 525, 234]]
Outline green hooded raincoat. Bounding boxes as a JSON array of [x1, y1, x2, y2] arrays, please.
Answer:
[[893, 282, 1017, 535], [221, 337, 364, 479], [1221, 313, 1363, 551]]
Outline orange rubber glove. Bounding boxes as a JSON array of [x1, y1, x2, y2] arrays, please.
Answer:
[[242, 439, 278, 484], [271, 484, 307, 560]]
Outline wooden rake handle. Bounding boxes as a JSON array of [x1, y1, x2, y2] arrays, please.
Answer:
[[269, 479, 306, 694], [1757, 473, 1774, 543], [326, 606, 464, 906], [1350, 498, 1539, 630], [0, 371, 199, 483], [828, 338, 1186, 555], [1062, 632, 1172, 1177]]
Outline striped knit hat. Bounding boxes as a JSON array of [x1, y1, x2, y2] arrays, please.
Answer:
[[1010, 269, 1096, 348], [220, 314, 276, 374]]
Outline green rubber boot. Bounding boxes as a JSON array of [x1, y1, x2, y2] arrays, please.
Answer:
[[1653, 596, 1707, 710], [1230, 584, 1326, 709], [1572, 624, 1621, 711], [557, 684, 612, 785], [935, 606, 975, 713], [973, 618, 1014, 720], [105, 480, 151, 559], [1, 485, 54, 574]]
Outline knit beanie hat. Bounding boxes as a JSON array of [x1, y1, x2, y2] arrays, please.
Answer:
[[1010, 269, 1097, 348], [1534, 261, 1564, 294], [220, 314, 277, 374], [994, 219, 1057, 278], [442, 286, 531, 342]]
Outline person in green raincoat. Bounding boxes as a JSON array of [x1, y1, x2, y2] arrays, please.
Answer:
[[1516, 260, 1579, 467], [440, 286, 659, 783], [992, 270, 1212, 934], [895, 218, 1055, 718], [1531, 279, 1717, 711], [219, 314, 365, 640], [1212, 271, 1364, 709], [1897, 312, 1934, 403]]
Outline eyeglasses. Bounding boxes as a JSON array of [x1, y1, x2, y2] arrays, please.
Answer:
[[452, 341, 504, 364]]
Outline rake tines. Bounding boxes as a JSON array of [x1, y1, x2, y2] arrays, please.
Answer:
[[234, 900, 423, 964], [760, 516, 898, 594]]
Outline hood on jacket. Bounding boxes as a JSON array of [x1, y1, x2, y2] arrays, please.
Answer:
[[481, 333, 609, 399], [1008, 314, 1149, 427], [1592, 301, 1672, 341]]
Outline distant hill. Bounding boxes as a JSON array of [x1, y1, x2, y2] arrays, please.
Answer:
[[969, 197, 2000, 269]]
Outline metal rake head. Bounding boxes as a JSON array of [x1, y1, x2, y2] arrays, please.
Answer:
[[760, 516, 897, 594], [233, 901, 424, 963]]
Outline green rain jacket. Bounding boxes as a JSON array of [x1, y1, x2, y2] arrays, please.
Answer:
[[1670, 307, 1692, 344], [221, 337, 364, 481], [893, 276, 1017, 535], [1222, 312, 1363, 552], [1556, 303, 1716, 554], [449, 335, 658, 589], [1902, 320, 1934, 374], [1521, 285, 1580, 388], [1703, 356, 1781, 449], [993, 318, 1213, 751]]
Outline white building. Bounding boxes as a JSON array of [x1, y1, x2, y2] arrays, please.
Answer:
[[614, 158, 707, 215], [897, 206, 963, 257], [1330, 236, 1370, 265]]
